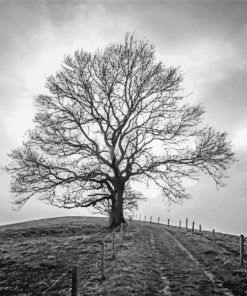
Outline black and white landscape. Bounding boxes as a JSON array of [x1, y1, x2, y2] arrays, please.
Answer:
[[0, 1, 246, 295]]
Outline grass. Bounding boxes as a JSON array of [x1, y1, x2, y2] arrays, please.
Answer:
[[0, 216, 109, 296], [1, 217, 247, 295], [163, 224, 247, 295]]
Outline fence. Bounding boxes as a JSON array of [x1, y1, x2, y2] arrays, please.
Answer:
[[41, 221, 131, 296], [40, 215, 245, 294], [133, 215, 245, 268]]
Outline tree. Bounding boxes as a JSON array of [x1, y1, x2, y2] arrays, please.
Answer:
[[92, 183, 146, 217], [5, 33, 235, 227]]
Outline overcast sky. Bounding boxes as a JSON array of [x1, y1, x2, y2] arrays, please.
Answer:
[[0, 1, 246, 235]]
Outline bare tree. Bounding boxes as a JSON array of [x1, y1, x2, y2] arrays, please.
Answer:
[[5, 33, 235, 227], [92, 183, 146, 217]]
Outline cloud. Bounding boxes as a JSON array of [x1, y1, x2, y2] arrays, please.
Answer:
[[0, 1, 247, 232], [232, 129, 247, 150]]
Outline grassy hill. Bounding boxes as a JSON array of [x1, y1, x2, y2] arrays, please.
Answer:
[[0, 217, 110, 295], [0, 216, 246, 295]]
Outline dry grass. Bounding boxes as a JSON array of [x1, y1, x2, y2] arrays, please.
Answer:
[[163, 224, 247, 295], [1, 217, 247, 296], [0, 216, 109, 296]]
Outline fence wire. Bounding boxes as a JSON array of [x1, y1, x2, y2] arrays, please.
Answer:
[[40, 221, 131, 296]]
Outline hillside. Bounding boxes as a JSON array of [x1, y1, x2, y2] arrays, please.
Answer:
[[0, 216, 246, 295]]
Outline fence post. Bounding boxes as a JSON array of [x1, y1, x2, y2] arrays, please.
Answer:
[[144, 215, 146, 222], [212, 229, 216, 247], [199, 225, 202, 241], [168, 219, 170, 227], [120, 223, 123, 247], [240, 234, 244, 267], [158, 217, 160, 225], [71, 266, 78, 296], [127, 220, 130, 233], [150, 216, 152, 223], [179, 220, 181, 229], [192, 221, 195, 235], [186, 218, 188, 230], [112, 232, 116, 259], [101, 241, 105, 280]]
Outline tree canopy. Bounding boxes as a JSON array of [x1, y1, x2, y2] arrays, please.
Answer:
[[5, 33, 235, 226]]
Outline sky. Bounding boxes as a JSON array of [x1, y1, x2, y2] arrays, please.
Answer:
[[0, 1, 247, 235]]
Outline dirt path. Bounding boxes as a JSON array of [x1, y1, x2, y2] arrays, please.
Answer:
[[1, 217, 242, 295], [0, 217, 243, 296], [131, 222, 233, 296]]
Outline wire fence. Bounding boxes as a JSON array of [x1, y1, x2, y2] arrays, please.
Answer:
[[133, 214, 245, 268], [40, 214, 245, 295], [41, 220, 132, 296]]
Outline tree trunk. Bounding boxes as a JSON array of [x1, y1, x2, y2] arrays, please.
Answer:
[[109, 190, 125, 228]]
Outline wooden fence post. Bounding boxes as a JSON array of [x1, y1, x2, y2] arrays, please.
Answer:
[[112, 232, 116, 259], [179, 220, 181, 229], [150, 216, 152, 223], [186, 218, 188, 230], [158, 217, 160, 225], [168, 219, 170, 227], [240, 234, 244, 267], [101, 241, 105, 280], [192, 221, 195, 235], [199, 225, 202, 241], [71, 266, 78, 296], [212, 229, 216, 247], [144, 215, 146, 222], [120, 223, 123, 247]]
